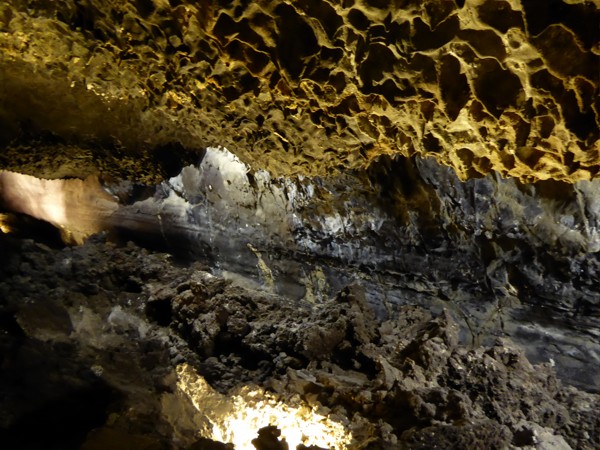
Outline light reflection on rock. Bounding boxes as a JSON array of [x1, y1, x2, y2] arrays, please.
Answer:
[[0, 171, 118, 244], [175, 363, 352, 450]]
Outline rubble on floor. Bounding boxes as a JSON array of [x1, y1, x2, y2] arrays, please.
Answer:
[[1, 235, 597, 449]]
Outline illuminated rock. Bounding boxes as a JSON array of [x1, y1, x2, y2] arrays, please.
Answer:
[[176, 364, 352, 450], [0, 171, 118, 243], [0, 0, 597, 182], [106, 147, 600, 391]]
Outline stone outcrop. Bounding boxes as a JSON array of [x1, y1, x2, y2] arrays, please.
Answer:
[[0, 0, 598, 182], [2, 145, 600, 393], [105, 147, 600, 392]]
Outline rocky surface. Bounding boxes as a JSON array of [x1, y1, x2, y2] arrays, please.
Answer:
[[1, 234, 598, 449], [1, 0, 598, 181], [0, 171, 118, 244], [2, 145, 599, 392], [104, 147, 600, 392]]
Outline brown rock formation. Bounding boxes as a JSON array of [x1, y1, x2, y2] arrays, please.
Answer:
[[1, 237, 598, 448]]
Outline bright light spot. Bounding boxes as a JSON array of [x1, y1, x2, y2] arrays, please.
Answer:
[[176, 364, 352, 450], [0, 213, 12, 233], [0, 171, 118, 243]]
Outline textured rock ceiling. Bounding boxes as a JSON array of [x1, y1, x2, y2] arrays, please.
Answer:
[[0, 0, 598, 182]]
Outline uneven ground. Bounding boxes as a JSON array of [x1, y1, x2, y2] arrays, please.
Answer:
[[0, 234, 598, 449]]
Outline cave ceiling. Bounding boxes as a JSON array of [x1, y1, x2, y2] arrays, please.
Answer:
[[0, 0, 598, 183]]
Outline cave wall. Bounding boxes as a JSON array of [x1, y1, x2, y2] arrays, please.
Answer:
[[0, 0, 599, 392], [100, 147, 600, 392], [0, 0, 598, 182]]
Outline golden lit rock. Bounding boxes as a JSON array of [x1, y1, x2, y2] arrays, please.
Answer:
[[175, 363, 352, 450], [0, 212, 12, 233], [0, 0, 598, 182]]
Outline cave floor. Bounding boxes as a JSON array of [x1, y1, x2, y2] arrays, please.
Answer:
[[0, 233, 598, 450]]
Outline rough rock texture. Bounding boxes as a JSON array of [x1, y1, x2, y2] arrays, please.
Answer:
[[2, 146, 599, 391], [103, 147, 600, 392], [1, 235, 598, 449], [1, 0, 598, 181]]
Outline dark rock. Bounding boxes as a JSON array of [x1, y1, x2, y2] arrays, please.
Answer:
[[252, 425, 289, 450]]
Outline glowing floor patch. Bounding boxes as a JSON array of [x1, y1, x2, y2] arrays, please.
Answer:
[[176, 363, 352, 449]]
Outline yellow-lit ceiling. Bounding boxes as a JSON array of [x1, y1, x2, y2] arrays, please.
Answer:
[[0, 0, 598, 183]]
